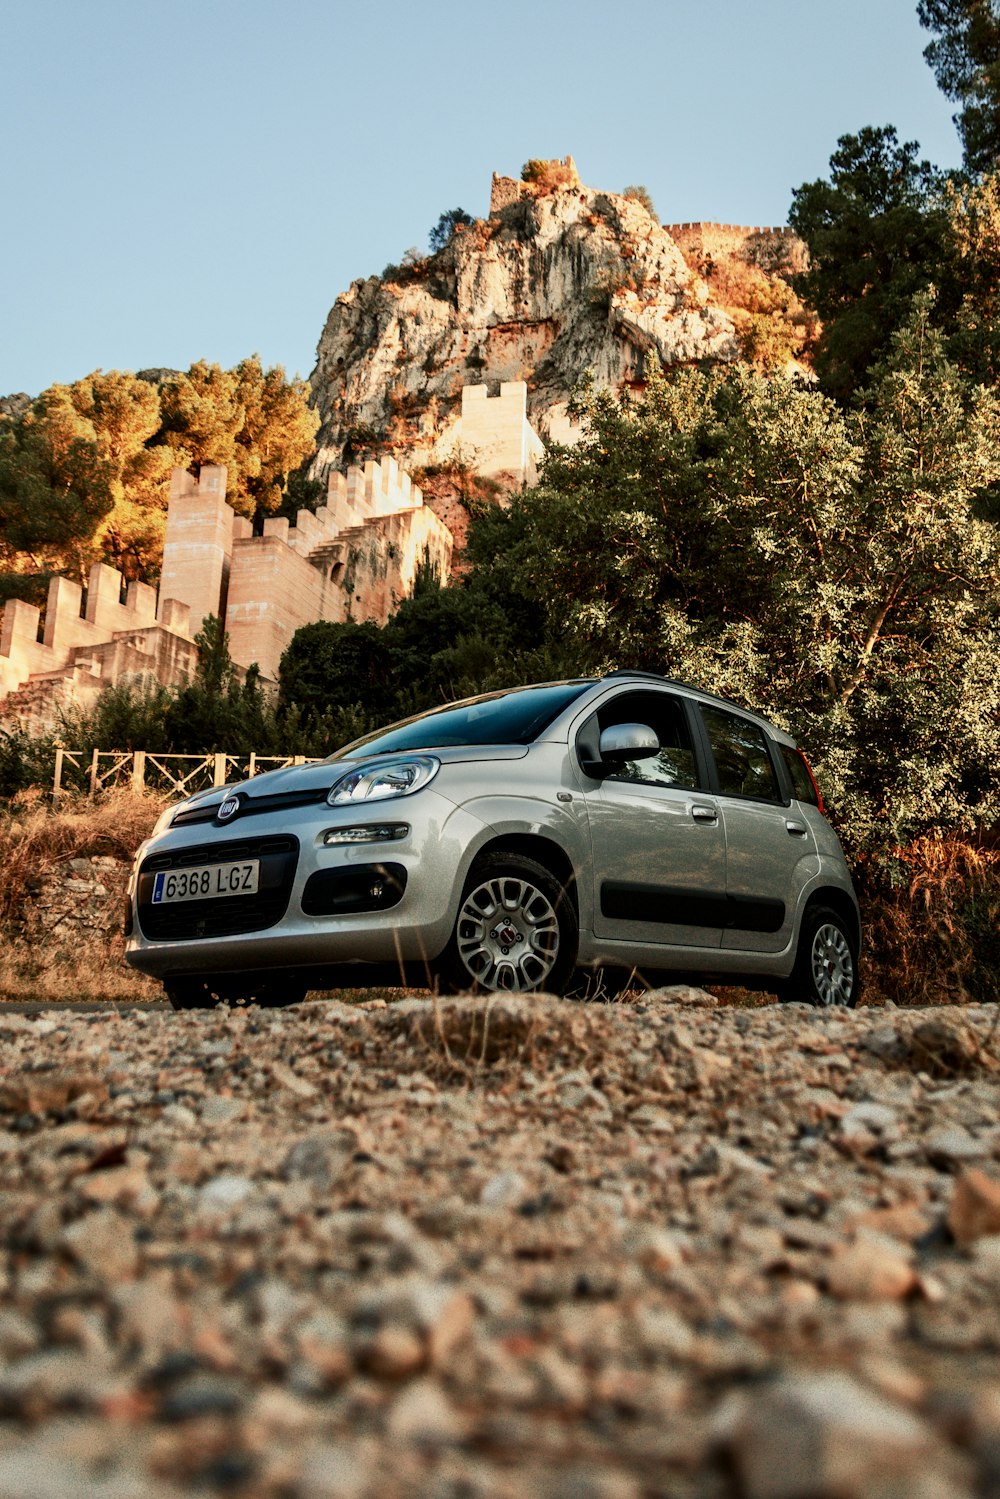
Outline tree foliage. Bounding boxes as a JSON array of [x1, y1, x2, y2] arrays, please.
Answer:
[[0, 359, 318, 584], [436, 330, 1000, 854], [622, 184, 657, 220], [428, 208, 473, 253], [789, 126, 954, 400], [945, 167, 1000, 380], [918, 0, 1000, 175]]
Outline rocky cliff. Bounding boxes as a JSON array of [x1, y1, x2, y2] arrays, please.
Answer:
[[309, 166, 742, 481]]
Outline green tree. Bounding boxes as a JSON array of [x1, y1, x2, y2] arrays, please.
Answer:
[[0, 388, 116, 576], [461, 327, 1000, 851], [277, 619, 395, 738], [944, 167, 1000, 380], [429, 208, 473, 253], [622, 184, 657, 220], [68, 370, 174, 578], [919, 0, 1000, 175], [789, 126, 954, 399], [230, 356, 319, 523], [159, 357, 318, 527]]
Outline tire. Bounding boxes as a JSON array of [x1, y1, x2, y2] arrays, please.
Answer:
[[441, 852, 578, 996], [780, 905, 860, 1008], [164, 976, 307, 1011]]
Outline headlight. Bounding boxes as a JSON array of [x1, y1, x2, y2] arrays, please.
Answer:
[[326, 755, 440, 806]]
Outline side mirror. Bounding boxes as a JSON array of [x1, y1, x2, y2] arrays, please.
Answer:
[[598, 723, 659, 765]]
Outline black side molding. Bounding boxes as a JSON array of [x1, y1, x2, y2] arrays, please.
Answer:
[[601, 881, 785, 933]]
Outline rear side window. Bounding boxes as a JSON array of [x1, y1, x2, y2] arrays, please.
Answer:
[[780, 745, 821, 807], [700, 706, 781, 803]]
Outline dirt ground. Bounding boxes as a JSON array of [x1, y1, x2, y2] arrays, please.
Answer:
[[1, 989, 1000, 1498]]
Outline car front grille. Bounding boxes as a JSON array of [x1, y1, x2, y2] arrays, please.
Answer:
[[136, 835, 299, 942]]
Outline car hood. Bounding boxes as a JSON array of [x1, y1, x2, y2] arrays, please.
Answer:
[[173, 744, 531, 815]]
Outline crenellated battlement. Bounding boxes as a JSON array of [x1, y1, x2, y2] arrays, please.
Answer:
[[664, 222, 798, 237], [438, 381, 544, 483], [160, 457, 449, 683], [665, 221, 808, 274]]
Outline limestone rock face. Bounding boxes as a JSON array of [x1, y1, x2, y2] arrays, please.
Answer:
[[309, 181, 739, 480]]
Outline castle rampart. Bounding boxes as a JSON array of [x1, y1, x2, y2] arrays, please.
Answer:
[[155, 454, 450, 682], [442, 381, 545, 484], [0, 562, 162, 701], [664, 222, 807, 273]]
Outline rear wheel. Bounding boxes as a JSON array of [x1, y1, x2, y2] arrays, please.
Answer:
[[441, 853, 578, 996], [781, 905, 859, 1008]]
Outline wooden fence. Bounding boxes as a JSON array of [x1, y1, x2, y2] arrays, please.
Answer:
[[52, 750, 319, 803]]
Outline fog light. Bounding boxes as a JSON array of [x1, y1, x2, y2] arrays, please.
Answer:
[[322, 823, 409, 846]]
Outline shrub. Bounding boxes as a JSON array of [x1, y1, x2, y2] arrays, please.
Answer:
[[623, 184, 657, 221], [520, 158, 579, 193]]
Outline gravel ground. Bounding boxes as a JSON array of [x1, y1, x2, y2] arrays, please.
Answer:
[[1, 991, 1000, 1499]]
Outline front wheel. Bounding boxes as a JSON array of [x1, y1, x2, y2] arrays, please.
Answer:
[[441, 853, 578, 995], [780, 905, 860, 1008]]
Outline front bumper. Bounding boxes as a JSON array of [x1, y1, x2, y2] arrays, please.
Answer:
[[125, 788, 485, 981]]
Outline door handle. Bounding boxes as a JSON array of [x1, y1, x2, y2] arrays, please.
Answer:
[[691, 805, 719, 823], [785, 820, 807, 836]]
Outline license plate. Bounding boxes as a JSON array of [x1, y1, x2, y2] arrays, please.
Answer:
[[152, 860, 260, 904]]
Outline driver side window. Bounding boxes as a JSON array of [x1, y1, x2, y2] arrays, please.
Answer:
[[598, 691, 701, 789]]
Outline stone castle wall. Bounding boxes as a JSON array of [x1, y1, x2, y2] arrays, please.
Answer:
[[488, 157, 579, 217], [0, 455, 454, 727], [665, 222, 807, 273], [434, 382, 545, 484]]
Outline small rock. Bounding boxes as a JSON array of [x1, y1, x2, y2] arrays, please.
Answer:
[[643, 985, 718, 1007], [826, 1235, 917, 1301], [715, 1371, 941, 1499], [199, 1096, 246, 1125], [62, 1211, 139, 1281], [925, 1126, 989, 1168], [387, 1376, 465, 1442], [479, 1169, 527, 1208], [270, 1060, 319, 1099], [360, 1324, 425, 1379], [197, 1174, 256, 1212], [947, 1167, 1000, 1246], [282, 1128, 356, 1188]]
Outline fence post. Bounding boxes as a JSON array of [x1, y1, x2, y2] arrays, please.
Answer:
[[131, 751, 146, 794], [213, 753, 227, 787], [53, 747, 65, 807], [248, 752, 257, 778], [89, 749, 100, 800]]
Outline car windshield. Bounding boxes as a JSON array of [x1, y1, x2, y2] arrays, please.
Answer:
[[333, 681, 593, 758]]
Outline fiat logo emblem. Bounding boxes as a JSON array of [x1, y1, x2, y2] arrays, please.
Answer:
[[216, 795, 240, 823]]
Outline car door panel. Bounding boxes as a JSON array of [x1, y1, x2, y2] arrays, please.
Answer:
[[576, 689, 728, 950], [587, 782, 727, 948], [719, 798, 819, 952]]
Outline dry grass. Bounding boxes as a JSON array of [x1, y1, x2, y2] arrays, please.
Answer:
[[861, 838, 1000, 1006], [0, 788, 164, 1003], [0, 787, 162, 924]]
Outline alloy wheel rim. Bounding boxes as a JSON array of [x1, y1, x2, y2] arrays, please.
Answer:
[[810, 922, 854, 1006], [456, 875, 560, 991]]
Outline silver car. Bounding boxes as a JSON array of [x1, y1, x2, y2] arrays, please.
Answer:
[[125, 672, 861, 1009]]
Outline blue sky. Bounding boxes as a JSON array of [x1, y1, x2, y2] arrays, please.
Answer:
[[1, 0, 961, 397]]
